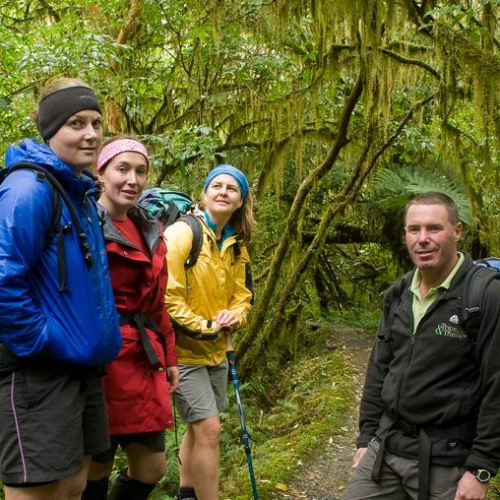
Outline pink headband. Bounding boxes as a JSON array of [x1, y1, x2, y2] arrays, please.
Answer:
[[96, 139, 149, 172]]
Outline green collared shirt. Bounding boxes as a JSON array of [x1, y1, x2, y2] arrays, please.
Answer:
[[411, 252, 465, 329]]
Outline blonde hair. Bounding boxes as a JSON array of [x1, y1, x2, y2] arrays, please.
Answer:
[[232, 191, 256, 244]]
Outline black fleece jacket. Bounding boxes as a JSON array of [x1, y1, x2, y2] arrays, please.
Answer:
[[357, 253, 500, 475]]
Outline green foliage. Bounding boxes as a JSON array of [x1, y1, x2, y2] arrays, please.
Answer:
[[489, 477, 500, 499], [143, 127, 222, 190], [220, 350, 354, 499], [372, 166, 472, 224], [325, 308, 381, 336]]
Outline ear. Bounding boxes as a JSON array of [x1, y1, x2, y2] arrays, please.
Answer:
[[455, 221, 462, 242]]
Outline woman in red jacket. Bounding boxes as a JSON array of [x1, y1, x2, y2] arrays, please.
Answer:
[[82, 136, 179, 500]]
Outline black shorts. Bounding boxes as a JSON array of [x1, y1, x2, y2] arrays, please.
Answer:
[[91, 431, 166, 464], [0, 365, 110, 484]]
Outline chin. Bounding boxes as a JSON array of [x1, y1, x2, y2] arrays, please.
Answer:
[[414, 259, 436, 269]]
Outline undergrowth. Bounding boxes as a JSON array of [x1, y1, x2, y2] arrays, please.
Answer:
[[159, 349, 356, 499], [146, 345, 357, 499]]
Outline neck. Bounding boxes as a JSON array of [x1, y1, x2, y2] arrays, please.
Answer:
[[418, 255, 459, 297], [99, 199, 128, 221], [206, 210, 230, 239]]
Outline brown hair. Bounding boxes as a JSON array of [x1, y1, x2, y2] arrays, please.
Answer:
[[231, 191, 257, 244], [405, 192, 460, 225]]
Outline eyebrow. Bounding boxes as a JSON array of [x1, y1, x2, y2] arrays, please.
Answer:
[[212, 180, 239, 187]]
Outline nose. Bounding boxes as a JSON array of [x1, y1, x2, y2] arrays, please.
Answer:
[[417, 229, 431, 243], [126, 170, 138, 184], [83, 124, 97, 140]]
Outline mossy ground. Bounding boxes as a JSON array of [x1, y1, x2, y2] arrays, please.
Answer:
[[218, 351, 356, 499], [149, 343, 358, 499]]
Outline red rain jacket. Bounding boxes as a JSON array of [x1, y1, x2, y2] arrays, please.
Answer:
[[100, 206, 177, 435]]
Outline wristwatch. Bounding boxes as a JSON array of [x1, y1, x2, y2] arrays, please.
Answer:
[[471, 469, 491, 483]]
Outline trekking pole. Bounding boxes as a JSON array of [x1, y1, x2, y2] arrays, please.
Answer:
[[225, 331, 259, 500]]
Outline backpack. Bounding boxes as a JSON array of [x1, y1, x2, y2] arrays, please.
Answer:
[[139, 188, 203, 268], [0, 161, 93, 292], [387, 257, 500, 343]]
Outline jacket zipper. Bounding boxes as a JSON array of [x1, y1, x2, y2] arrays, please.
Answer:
[[395, 290, 450, 416]]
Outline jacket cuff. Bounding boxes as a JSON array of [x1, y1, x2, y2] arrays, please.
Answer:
[[356, 436, 372, 448], [464, 456, 497, 477], [202, 319, 217, 334]]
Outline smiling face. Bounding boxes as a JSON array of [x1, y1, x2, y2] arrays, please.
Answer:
[[98, 151, 148, 220], [405, 203, 462, 286], [48, 110, 103, 174], [203, 173, 243, 224]]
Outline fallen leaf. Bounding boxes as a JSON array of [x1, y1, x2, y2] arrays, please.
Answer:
[[275, 482, 289, 492]]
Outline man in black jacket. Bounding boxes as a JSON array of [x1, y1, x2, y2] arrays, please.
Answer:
[[342, 192, 500, 500]]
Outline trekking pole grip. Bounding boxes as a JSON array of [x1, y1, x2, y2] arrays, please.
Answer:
[[224, 329, 235, 353]]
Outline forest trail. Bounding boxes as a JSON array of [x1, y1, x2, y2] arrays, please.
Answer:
[[276, 326, 372, 500]]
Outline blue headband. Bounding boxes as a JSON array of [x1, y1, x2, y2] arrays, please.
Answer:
[[203, 164, 249, 199]]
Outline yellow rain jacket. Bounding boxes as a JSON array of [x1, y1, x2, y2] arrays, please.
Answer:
[[164, 216, 253, 366]]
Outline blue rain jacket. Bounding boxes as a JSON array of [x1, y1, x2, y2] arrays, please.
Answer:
[[0, 139, 121, 366]]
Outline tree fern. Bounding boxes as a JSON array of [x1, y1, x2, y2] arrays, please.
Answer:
[[373, 166, 472, 225]]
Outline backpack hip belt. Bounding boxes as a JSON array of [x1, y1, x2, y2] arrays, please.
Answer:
[[120, 312, 165, 370]]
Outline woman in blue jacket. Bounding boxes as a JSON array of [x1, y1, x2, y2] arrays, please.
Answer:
[[0, 78, 121, 500]]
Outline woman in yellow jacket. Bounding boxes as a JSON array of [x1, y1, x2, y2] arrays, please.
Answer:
[[165, 165, 256, 500]]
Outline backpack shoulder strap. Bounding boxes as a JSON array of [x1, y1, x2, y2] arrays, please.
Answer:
[[382, 271, 412, 340], [6, 162, 62, 243], [234, 241, 241, 258], [462, 265, 500, 341], [161, 201, 182, 227], [392, 271, 412, 300], [178, 213, 203, 268], [5, 162, 93, 292]]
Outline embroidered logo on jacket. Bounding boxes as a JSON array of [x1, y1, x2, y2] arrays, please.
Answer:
[[449, 314, 459, 324], [435, 322, 468, 340]]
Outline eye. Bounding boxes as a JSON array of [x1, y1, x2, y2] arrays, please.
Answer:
[[92, 119, 103, 129], [68, 118, 83, 128]]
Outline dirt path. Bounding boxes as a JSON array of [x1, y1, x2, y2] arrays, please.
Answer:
[[278, 326, 372, 500]]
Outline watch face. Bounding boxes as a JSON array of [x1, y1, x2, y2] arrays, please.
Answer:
[[476, 469, 491, 482]]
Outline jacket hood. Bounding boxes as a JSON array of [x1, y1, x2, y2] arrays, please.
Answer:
[[98, 204, 162, 255], [5, 138, 97, 199]]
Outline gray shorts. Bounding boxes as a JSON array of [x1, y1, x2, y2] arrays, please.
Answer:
[[174, 361, 228, 423], [0, 365, 110, 485]]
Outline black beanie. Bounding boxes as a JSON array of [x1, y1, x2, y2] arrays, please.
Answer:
[[37, 86, 102, 142]]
